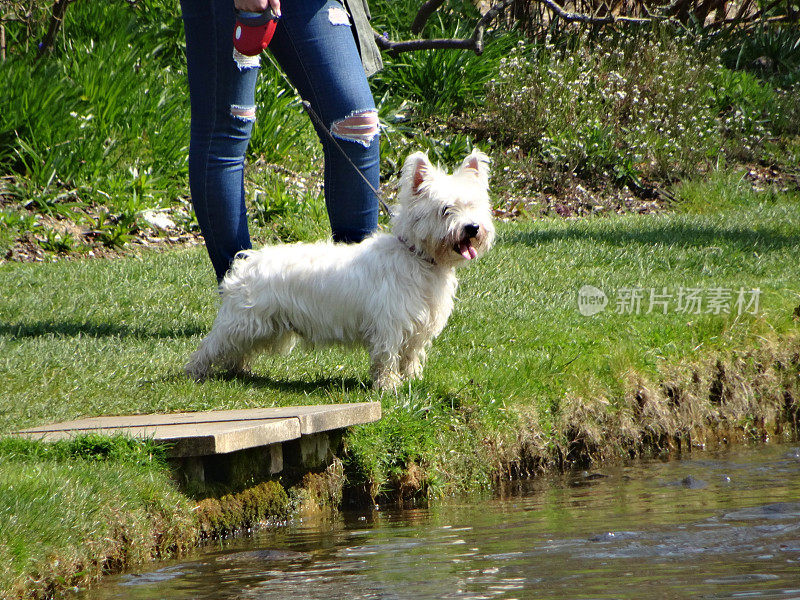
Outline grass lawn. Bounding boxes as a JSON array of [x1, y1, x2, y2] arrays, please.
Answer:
[[2, 172, 798, 425], [1, 172, 799, 597]]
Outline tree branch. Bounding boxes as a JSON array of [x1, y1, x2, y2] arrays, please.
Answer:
[[376, 35, 482, 54], [411, 0, 448, 34], [732, 0, 753, 21], [539, 0, 651, 23], [377, 0, 516, 56], [378, 0, 792, 59]]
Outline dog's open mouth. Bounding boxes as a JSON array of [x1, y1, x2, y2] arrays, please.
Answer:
[[455, 239, 478, 260]]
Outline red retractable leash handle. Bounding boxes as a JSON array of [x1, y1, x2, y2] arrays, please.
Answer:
[[233, 8, 280, 56]]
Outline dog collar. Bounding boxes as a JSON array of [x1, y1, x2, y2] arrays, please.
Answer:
[[397, 236, 436, 265]]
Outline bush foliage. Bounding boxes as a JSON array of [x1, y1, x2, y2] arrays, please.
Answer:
[[477, 27, 795, 188]]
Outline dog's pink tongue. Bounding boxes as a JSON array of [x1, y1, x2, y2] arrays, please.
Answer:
[[459, 243, 477, 260]]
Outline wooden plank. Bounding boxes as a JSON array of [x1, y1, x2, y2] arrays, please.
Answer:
[[14, 419, 301, 457], [9, 403, 382, 457], [13, 403, 380, 435]]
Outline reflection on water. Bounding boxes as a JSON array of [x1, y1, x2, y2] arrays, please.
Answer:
[[77, 443, 800, 600]]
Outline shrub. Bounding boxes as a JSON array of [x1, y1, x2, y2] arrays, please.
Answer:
[[369, 0, 521, 119], [0, 2, 189, 198], [372, 26, 519, 118], [479, 27, 778, 188], [0, 0, 319, 214]]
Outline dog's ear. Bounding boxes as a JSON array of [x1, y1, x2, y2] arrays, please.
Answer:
[[457, 150, 490, 187], [402, 151, 432, 196]]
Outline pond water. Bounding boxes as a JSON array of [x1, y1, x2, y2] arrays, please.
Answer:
[[77, 442, 800, 600]]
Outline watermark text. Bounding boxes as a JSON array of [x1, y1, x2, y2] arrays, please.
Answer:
[[578, 285, 761, 316]]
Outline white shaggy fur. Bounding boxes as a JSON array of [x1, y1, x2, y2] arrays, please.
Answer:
[[185, 150, 495, 389]]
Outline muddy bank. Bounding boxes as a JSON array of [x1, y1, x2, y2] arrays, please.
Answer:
[[357, 336, 800, 504], [492, 336, 800, 483]]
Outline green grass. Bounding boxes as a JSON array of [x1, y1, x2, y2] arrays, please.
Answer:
[[0, 436, 194, 599], [0, 0, 321, 258], [2, 172, 799, 467], [1, 184, 797, 418]]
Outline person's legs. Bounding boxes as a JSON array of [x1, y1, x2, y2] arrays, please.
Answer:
[[268, 0, 380, 243], [181, 0, 259, 282]]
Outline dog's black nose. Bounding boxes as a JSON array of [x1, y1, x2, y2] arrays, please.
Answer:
[[464, 223, 479, 239]]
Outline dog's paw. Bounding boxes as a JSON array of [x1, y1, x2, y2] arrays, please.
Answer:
[[184, 361, 209, 382], [224, 365, 251, 379], [372, 371, 403, 391], [183, 368, 208, 383], [400, 358, 424, 380]]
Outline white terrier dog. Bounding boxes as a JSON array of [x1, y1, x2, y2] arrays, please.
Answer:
[[185, 150, 495, 389]]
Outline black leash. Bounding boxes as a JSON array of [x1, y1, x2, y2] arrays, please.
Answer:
[[263, 50, 394, 218], [299, 98, 393, 217]]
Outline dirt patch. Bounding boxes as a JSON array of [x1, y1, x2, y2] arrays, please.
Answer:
[[492, 174, 670, 221], [743, 163, 800, 193], [1, 203, 204, 264], [490, 149, 799, 222]]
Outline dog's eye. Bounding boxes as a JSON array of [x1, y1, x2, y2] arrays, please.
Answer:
[[440, 205, 452, 217]]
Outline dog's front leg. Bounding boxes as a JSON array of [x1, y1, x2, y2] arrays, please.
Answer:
[[185, 304, 264, 380], [369, 348, 402, 390], [399, 334, 428, 380]]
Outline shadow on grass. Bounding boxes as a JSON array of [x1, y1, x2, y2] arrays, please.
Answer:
[[239, 372, 368, 396], [508, 221, 800, 251], [165, 371, 369, 397], [0, 320, 205, 339]]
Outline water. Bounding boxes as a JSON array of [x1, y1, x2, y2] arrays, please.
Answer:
[[77, 443, 800, 600]]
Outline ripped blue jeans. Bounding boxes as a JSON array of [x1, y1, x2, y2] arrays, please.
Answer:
[[181, 0, 380, 282]]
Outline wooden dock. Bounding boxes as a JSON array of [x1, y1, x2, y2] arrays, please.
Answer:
[[11, 403, 381, 485]]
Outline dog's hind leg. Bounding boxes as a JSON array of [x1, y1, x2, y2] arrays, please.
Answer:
[[264, 330, 298, 355], [185, 308, 274, 380]]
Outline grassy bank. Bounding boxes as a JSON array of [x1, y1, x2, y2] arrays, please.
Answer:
[[2, 171, 800, 596], [0, 435, 292, 599], [0, 437, 195, 599]]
